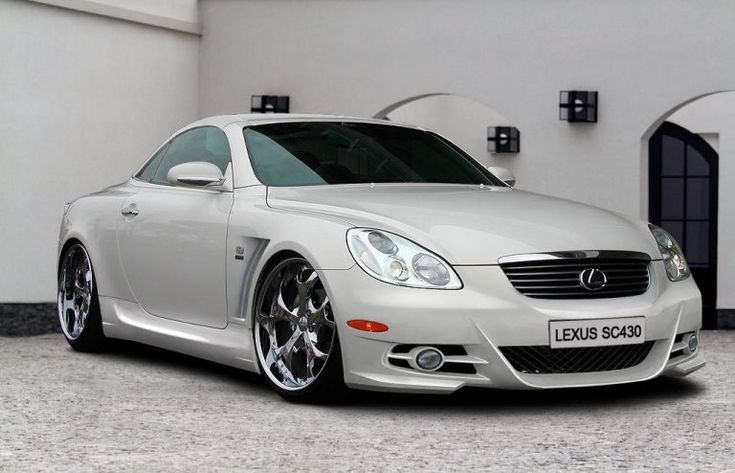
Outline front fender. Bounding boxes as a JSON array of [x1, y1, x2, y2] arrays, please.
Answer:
[[58, 183, 137, 302], [226, 186, 355, 325]]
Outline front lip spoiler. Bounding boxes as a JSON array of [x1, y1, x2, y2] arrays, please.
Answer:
[[665, 355, 706, 376]]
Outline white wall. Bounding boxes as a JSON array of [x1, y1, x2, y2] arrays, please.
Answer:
[[199, 0, 735, 215], [668, 93, 735, 308], [0, 0, 200, 302], [668, 93, 735, 134], [199, 0, 735, 308], [88, 0, 198, 23], [384, 94, 509, 167]]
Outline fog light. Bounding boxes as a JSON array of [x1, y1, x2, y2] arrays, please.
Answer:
[[415, 348, 444, 371], [686, 333, 699, 354]]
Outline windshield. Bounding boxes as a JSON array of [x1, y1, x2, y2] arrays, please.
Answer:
[[243, 122, 505, 187]]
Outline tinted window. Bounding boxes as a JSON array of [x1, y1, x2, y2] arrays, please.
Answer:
[[136, 143, 168, 181], [152, 127, 231, 184], [243, 122, 504, 186]]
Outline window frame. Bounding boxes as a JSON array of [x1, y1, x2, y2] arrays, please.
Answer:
[[134, 142, 169, 182], [133, 125, 233, 190]]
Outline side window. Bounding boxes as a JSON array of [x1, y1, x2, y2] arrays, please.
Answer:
[[152, 127, 232, 184], [136, 143, 169, 181]]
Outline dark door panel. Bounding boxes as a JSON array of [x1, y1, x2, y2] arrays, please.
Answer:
[[649, 122, 718, 328]]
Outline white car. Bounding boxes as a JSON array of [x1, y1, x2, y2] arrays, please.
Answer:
[[58, 114, 705, 402]]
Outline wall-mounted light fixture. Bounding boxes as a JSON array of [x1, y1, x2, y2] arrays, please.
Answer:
[[251, 95, 290, 113], [487, 126, 520, 153], [559, 90, 597, 123]]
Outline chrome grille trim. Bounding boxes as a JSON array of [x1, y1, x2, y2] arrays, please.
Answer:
[[498, 250, 656, 264], [499, 250, 651, 299]]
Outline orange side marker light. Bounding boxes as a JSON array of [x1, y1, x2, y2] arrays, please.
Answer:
[[347, 320, 389, 333]]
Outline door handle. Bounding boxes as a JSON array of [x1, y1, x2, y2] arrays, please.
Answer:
[[121, 205, 139, 217]]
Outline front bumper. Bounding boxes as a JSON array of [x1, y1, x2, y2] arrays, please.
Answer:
[[319, 261, 704, 393]]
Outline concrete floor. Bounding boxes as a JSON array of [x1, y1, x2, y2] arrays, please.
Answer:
[[0, 333, 733, 472]]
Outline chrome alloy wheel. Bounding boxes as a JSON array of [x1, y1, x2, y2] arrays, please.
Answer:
[[255, 259, 336, 391], [58, 244, 94, 340]]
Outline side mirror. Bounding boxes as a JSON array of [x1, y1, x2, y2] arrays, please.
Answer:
[[167, 161, 225, 188], [487, 166, 516, 188]]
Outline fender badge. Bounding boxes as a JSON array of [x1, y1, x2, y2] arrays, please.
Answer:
[[235, 246, 245, 260]]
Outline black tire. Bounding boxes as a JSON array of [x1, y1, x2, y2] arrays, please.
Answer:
[[260, 333, 349, 404], [57, 243, 108, 352], [253, 257, 349, 403]]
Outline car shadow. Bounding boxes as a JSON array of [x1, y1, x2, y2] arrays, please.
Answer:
[[99, 339, 705, 410], [101, 338, 269, 392]]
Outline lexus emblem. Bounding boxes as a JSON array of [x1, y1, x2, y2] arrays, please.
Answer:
[[579, 268, 607, 291]]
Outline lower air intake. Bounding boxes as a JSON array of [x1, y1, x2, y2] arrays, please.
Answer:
[[499, 342, 655, 374]]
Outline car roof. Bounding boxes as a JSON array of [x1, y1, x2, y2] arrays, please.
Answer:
[[185, 114, 422, 130]]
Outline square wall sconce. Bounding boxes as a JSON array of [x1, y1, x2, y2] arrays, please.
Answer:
[[251, 95, 290, 113], [487, 126, 520, 153], [559, 90, 597, 123]]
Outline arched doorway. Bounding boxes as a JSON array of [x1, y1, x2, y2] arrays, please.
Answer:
[[649, 122, 719, 328], [374, 93, 510, 168]]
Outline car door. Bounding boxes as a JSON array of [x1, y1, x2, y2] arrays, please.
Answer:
[[117, 126, 234, 328]]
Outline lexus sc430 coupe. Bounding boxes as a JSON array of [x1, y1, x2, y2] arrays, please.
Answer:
[[58, 114, 705, 402]]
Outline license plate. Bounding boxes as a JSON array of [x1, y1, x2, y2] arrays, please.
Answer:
[[549, 317, 645, 349]]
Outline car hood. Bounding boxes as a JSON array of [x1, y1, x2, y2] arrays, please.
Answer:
[[266, 184, 660, 265]]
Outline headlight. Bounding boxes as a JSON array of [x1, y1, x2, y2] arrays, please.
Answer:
[[649, 224, 690, 282], [346, 228, 462, 289]]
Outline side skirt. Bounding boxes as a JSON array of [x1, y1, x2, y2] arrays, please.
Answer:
[[99, 296, 259, 373]]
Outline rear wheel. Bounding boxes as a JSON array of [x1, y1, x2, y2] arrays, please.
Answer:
[[254, 257, 348, 403], [57, 243, 107, 352]]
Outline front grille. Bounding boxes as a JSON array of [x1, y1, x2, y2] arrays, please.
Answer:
[[499, 251, 651, 299], [499, 342, 655, 374]]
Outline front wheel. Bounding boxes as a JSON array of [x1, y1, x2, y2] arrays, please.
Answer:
[[254, 257, 348, 403], [58, 243, 107, 352]]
